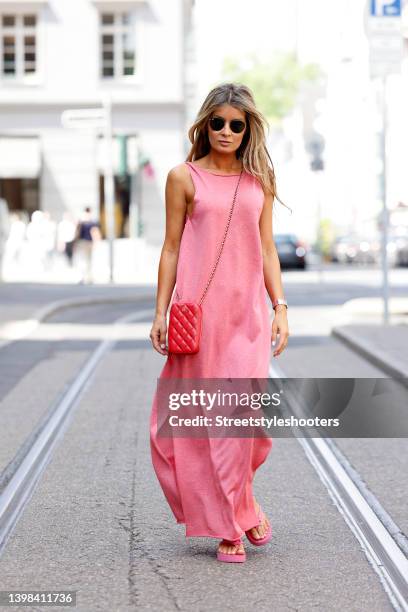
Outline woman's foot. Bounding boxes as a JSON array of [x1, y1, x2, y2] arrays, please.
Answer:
[[247, 498, 270, 540], [217, 539, 245, 556]]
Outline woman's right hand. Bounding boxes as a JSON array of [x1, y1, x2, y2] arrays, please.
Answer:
[[150, 314, 168, 356]]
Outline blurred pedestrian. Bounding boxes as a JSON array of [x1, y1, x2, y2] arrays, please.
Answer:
[[26, 210, 50, 272], [0, 197, 11, 281], [74, 206, 101, 283], [57, 211, 77, 266], [5, 211, 27, 266], [42, 211, 57, 271]]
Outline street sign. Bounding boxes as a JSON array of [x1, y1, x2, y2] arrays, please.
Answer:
[[366, 0, 403, 77], [368, 16, 401, 33], [369, 34, 403, 62], [61, 108, 107, 129], [370, 0, 401, 17]]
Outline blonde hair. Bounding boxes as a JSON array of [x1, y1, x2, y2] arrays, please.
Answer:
[[186, 82, 291, 213]]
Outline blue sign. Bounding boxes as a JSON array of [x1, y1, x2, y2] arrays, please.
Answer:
[[370, 0, 401, 17]]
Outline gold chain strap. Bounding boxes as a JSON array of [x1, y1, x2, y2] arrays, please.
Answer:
[[198, 169, 244, 306]]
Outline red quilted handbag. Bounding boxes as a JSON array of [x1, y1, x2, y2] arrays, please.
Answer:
[[168, 168, 243, 355], [168, 302, 202, 354]]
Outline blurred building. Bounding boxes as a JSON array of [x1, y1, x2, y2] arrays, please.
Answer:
[[0, 0, 196, 244]]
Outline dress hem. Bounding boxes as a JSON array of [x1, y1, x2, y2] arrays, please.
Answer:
[[177, 520, 261, 540]]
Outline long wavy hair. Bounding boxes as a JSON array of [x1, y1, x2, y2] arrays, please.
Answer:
[[186, 82, 291, 213]]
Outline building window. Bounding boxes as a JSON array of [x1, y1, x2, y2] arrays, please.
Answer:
[[0, 13, 37, 78], [100, 12, 136, 79]]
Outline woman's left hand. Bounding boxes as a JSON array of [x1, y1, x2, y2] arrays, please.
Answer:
[[271, 306, 289, 357]]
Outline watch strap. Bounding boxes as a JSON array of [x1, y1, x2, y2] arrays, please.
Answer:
[[272, 298, 288, 309]]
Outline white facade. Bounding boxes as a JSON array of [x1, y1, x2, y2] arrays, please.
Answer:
[[0, 0, 196, 244]]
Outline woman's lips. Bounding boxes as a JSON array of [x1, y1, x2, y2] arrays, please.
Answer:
[[219, 140, 231, 145]]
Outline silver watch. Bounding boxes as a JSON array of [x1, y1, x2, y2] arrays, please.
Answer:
[[272, 298, 288, 310]]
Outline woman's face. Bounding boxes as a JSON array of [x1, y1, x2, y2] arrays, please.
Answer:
[[207, 105, 247, 155]]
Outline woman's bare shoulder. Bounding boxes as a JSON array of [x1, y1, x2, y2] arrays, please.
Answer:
[[167, 162, 190, 183], [166, 163, 194, 201]]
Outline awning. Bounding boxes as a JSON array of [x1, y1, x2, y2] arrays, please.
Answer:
[[0, 137, 41, 179], [91, 0, 146, 7], [0, 1, 48, 7]]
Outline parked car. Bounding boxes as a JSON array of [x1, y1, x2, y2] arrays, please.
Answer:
[[387, 227, 408, 267], [356, 236, 378, 264], [274, 233, 307, 269], [395, 236, 408, 266], [331, 236, 356, 263], [332, 234, 378, 265], [331, 228, 408, 267]]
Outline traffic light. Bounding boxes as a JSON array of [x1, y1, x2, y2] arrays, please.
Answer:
[[307, 136, 325, 172], [311, 156, 324, 171]]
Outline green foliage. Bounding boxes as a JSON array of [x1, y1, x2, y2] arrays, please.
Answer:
[[218, 51, 322, 125], [316, 218, 335, 259]]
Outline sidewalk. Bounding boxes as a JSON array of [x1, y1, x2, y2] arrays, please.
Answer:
[[332, 296, 408, 382], [0, 283, 156, 349], [332, 323, 408, 383], [1, 238, 161, 286], [0, 282, 407, 383]]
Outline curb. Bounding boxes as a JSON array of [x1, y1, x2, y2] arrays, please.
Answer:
[[331, 326, 408, 388], [0, 292, 155, 350], [31, 293, 155, 323]]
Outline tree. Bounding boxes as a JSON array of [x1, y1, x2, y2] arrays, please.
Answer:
[[316, 218, 335, 260], [219, 51, 322, 125]]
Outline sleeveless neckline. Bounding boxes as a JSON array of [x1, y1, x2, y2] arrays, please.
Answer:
[[186, 161, 243, 177]]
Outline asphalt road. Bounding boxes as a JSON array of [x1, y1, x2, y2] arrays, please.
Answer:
[[0, 276, 406, 611]]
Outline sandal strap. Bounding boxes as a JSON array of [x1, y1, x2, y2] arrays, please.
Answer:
[[221, 537, 242, 546]]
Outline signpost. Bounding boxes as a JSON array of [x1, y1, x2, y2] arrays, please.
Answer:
[[61, 96, 116, 282], [101, 95, 115, 283], [366, 0, 402, 325], [60, 107, 107, 129]]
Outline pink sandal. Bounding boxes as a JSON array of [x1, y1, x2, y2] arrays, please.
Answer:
[[216, 537, 246, 563], [245, 505, 272, 546]]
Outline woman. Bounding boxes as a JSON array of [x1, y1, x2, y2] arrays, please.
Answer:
[[149, 82, 290, 563]]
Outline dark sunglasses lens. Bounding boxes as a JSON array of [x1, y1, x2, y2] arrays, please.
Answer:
[[230, 121, 246, 133], [209, 117, 225, 131]]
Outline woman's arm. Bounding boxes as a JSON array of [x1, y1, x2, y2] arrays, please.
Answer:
[[150, 166, 187, 355], [259, 190, 289, 357]]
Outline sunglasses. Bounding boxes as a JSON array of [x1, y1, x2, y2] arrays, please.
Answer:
[[209, 116, 246, 134]]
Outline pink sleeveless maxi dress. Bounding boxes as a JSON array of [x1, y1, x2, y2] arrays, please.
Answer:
[[150, 161, 273, 541]]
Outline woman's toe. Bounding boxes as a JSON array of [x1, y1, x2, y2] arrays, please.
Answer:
[[218, 540, 244, 555]]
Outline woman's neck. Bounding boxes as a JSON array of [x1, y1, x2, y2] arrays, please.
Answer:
[[205, 151, 242, 172]]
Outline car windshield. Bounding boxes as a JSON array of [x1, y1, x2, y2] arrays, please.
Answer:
[[275, 234, 296, 244]]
